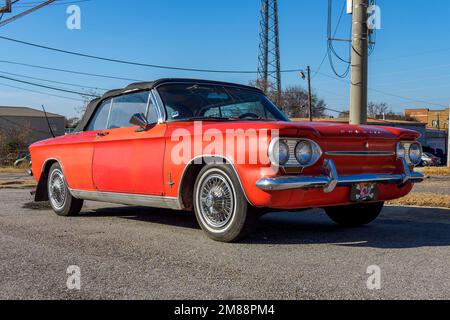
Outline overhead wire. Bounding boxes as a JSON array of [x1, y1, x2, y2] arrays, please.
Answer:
[[0, 35, 307, 74]]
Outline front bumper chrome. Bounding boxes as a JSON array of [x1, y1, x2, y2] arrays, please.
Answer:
[[256, 158, 424, 192]]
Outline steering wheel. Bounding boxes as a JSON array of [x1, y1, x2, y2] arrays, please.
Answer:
[[239, 112, 261, 119]]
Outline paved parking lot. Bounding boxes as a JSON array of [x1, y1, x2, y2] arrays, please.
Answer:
[[0, 174, 449, 300]]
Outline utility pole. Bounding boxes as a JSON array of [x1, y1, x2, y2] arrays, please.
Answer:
[[307, 66, 313, 121], [349, 0, 369, 125], [447, 106, 450, 167]]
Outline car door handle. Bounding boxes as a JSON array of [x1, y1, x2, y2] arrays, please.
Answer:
[[96, 131, 109, 137]]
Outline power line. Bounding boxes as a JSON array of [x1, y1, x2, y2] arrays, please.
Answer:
[[0, 70, 109, 91], [313, 0, 349, 79], [0, 59, 144, 82], [14, 0, 91, 7], [0, 74, 100, 97], [0, 0, 56, 27], [326, 0, 351, 78], [0, 82, 84, 101], [315, 70, 449, 108], [0, 35, 306, 74]]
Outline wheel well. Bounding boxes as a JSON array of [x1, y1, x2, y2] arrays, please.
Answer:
[[179, 156, 232, 210], [35, 159, 58, 202]]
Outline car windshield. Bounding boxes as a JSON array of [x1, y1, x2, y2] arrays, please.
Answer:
[[157, 83, 289, 122]]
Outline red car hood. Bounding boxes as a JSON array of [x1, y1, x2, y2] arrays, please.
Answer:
[[281, 121, 421, 140], [178, 120, 421, 141]]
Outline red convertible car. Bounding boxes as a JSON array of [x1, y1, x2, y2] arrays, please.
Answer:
[[30, 79, 424, 242]]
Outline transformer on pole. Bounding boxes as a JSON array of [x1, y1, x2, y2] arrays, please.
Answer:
[[257, 0, 282, 106]]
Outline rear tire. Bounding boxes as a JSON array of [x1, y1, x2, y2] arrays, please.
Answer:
[[325, 202, 384, 227], [193, 164, 258, 242], [47, 163, 84, 216]]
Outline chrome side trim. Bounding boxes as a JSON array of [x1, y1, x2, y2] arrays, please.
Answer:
[[325, 151, 395, 156], [177, 155, 254, 208], [70, 189, 182, 210], [256, 158, 424, 192]]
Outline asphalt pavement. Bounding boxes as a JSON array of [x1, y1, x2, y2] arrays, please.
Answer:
[[0, 184, 449, 300]]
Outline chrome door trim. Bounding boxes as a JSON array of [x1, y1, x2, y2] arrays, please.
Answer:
[[70, 189, 181, 210], [324, 151, 395, 157], [150, 89, 166, 123]]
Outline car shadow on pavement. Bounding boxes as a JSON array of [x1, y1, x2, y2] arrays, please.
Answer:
[[246, 206, 450, 249], [84, 206, 201, 230], [84, 205, 450, 249]]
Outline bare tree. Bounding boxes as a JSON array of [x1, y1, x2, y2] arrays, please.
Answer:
[[368, 102, 390, 117], [281, 85, 326, 118], [248, 82, 327, 118], [339, 102, 419, 122], [0, 125, 32, 165], [75, 90, 102, 116]]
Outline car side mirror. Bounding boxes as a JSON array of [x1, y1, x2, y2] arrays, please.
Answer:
[[129, 113, 155, 132]]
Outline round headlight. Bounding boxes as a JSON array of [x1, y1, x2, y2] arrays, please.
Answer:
[[295, 141, 313, 165], [408, 143, 422, 166], [396, 143, 406, 159], [277, 141, 290, 165]]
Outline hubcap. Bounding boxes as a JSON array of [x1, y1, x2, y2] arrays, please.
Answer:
[[199, 174, 234, 228], [49, 169, 67, 210]]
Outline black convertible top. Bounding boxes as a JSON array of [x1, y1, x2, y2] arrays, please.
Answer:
[[75, 78, 262, 131]]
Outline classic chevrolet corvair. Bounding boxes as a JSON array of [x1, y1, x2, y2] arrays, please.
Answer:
[[30, 79, 424, 242]]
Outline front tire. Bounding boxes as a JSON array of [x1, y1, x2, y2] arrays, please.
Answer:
[[325, 202, 384, 227], [47, 163, 84, 216], [193, 164, 258, 242]]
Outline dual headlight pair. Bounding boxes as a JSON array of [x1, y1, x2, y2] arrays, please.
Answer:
[[268, 138, 322, 167], [397, 142, 422, 166]]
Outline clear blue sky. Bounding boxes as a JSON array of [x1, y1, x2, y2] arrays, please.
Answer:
[[0, 0, 449, 118]]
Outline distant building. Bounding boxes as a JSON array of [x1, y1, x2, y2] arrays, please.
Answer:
[[0, 106, 65, 145], [425, 128, 448, 155], [405, 108, 449, 130]]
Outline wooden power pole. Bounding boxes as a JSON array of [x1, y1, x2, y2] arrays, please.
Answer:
[[447, 106, 450, 167], [307, 66, 313, 121], [349, 0, 369, 125]]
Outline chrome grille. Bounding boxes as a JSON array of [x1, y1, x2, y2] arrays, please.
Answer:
[[285, 140, 300, 167]]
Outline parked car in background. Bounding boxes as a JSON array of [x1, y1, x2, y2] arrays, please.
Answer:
[[29, 79, 424, 242], [14, 153, 31, 168], [421, 152, 441, 167]]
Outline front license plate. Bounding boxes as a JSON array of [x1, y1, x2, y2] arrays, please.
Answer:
[[350, 183, 379, 202]]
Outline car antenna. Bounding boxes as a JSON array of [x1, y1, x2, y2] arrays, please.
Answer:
[[41, 104, 56, 138]]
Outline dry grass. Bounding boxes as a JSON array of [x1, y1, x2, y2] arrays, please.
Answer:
[[417, 166, 450, 176], [0, 179, 36, 189], [387, 192, 450, 209], [0, 166, 24, 173]]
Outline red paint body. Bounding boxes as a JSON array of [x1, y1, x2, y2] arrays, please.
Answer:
[[30, 120, 420, 210]]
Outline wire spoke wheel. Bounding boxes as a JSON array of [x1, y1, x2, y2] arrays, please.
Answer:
[[198, 174, 234, 229], [49, 169, 67, 210]]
